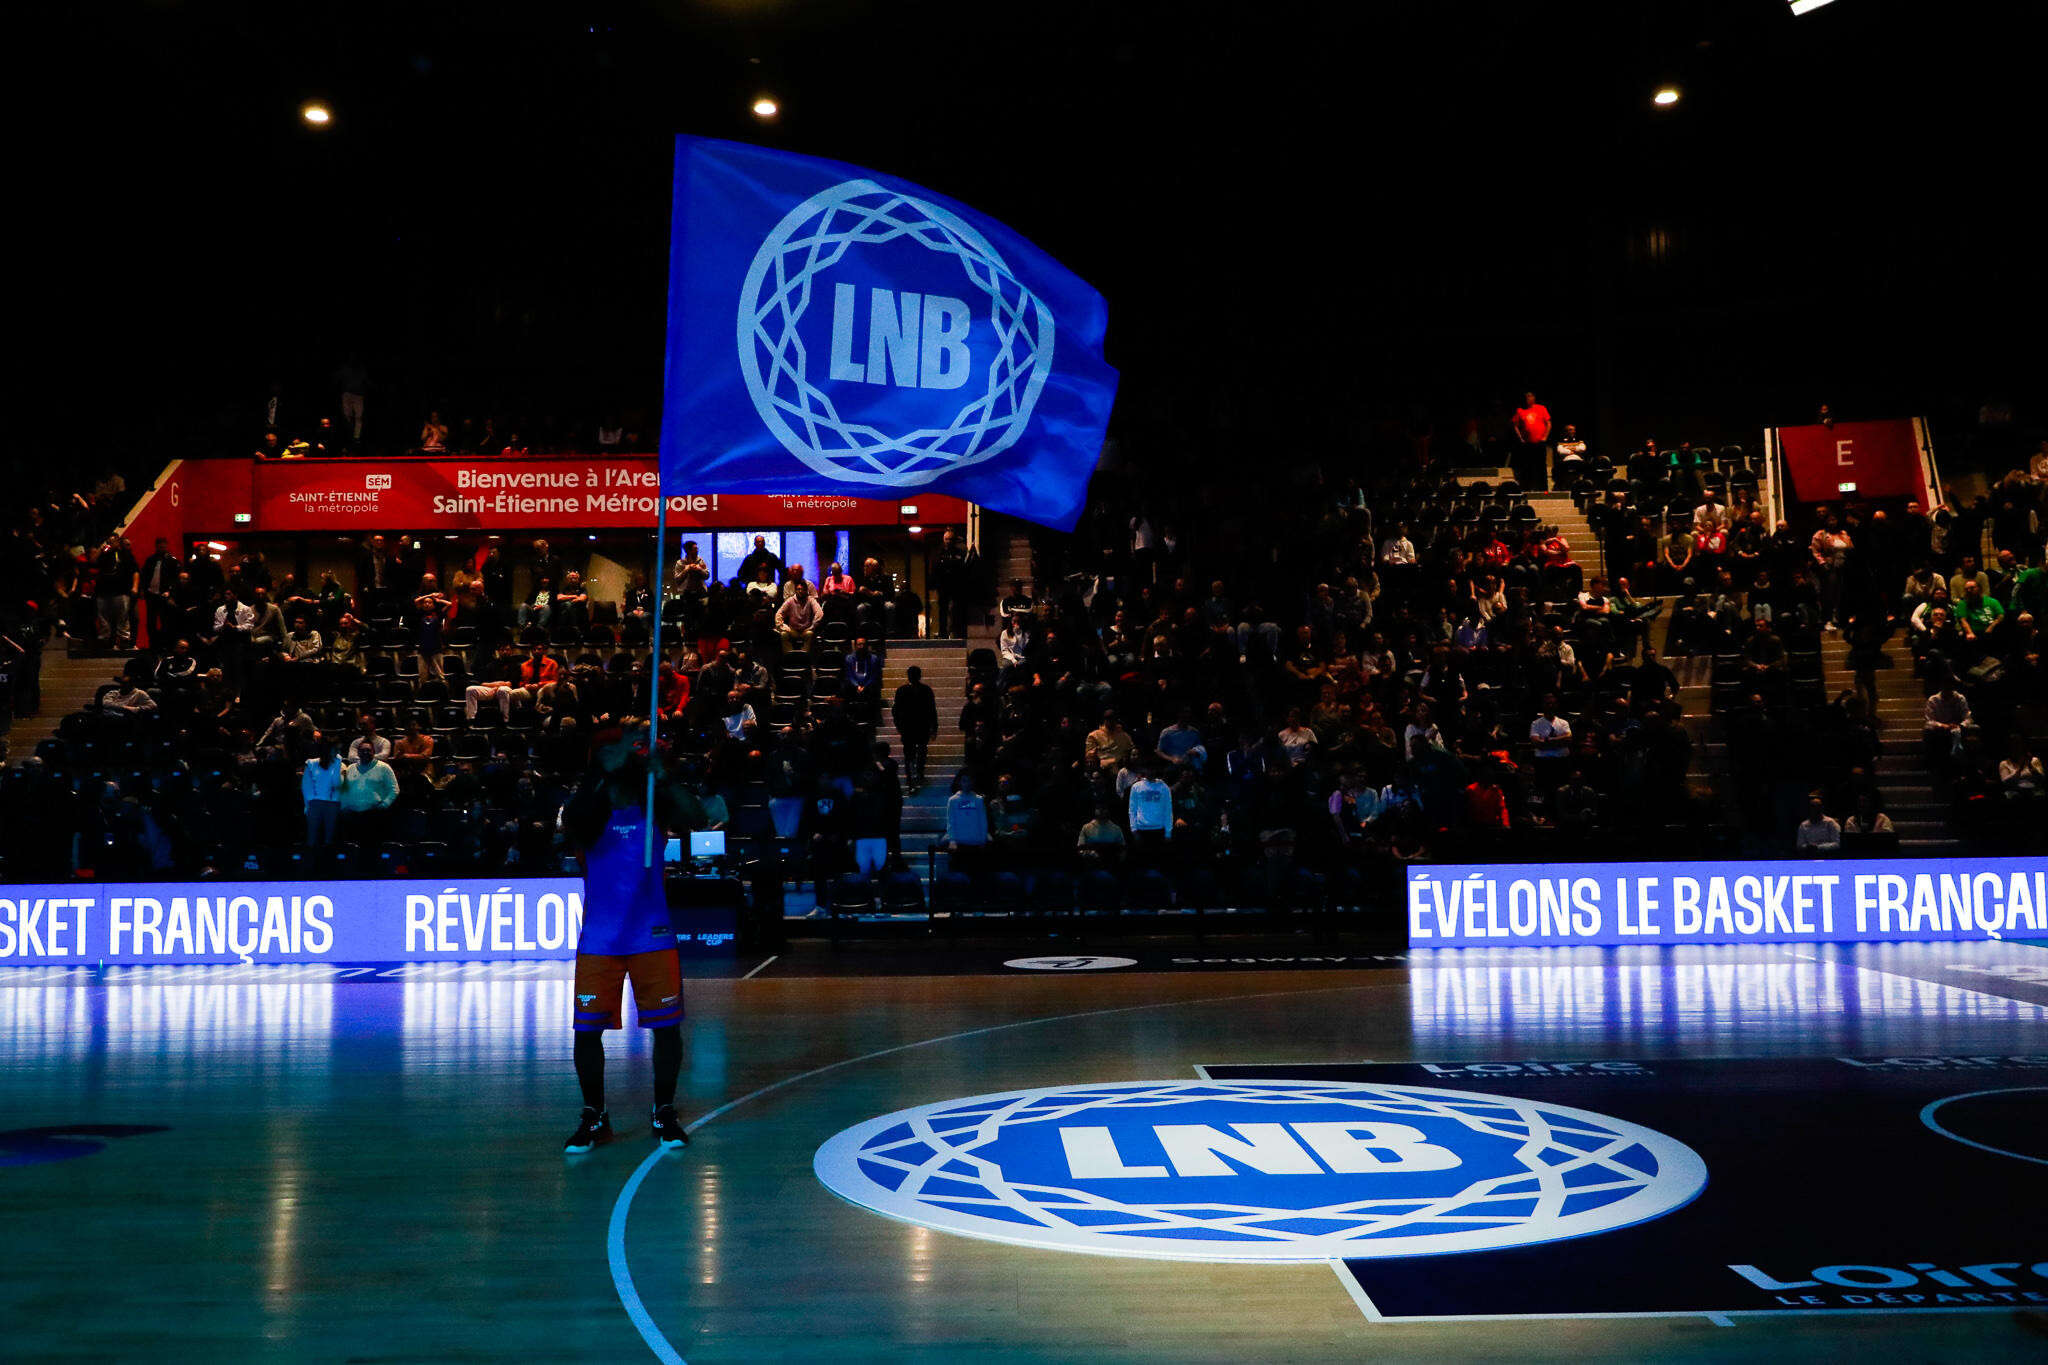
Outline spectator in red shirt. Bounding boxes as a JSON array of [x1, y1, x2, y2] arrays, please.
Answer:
[[518, 644, 560, 689], [656, 659, 690, 721], [1465, 763, 1511, 829], [1512, 390, 1554, 489]]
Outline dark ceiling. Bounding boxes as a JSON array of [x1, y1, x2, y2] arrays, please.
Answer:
[[20, 0, 2042, 468]]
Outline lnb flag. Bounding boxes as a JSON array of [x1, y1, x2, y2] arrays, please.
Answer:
[[659, 136, 1118, 531]]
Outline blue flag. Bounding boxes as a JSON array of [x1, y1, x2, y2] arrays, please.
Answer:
[[659, 136, 1117, 531]]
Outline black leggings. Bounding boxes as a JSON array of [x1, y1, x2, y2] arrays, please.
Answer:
[[575, 1024, 683, 1111]]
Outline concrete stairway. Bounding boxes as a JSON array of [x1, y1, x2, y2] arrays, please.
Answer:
[[4, 646, 132, 763], [1819, 632, 1958, 852], [874, 513, 1030, 864], [1524, 491, 1603, 580], [1516, 490, 1728, 810], [877, 638, 969, 861]]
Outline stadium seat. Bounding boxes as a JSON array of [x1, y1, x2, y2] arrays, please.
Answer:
[[879, 869, 926, 916], [827, 873, 875, 943], [1126, 867, 1173, 916], [1078, 868, 1122, 919], [983, 869, 1026, 919], [931, 870, 974, 927], [1028, 868, 1075, 921]]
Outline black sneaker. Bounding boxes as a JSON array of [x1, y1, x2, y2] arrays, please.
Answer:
[[564, 1106, 613, 1154], [650, 1104, 689, 1149]]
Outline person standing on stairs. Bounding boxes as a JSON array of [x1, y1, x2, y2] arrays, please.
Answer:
[[891, 664, 938, 792], [1810, 513, 1853, 632], [1843, 612, 1892, 718], [931, 530, 968, 638]]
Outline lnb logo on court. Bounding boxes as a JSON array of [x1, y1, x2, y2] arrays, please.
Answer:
[[738, 178, 1056, 488], [814, 1079, 1706, 1262]]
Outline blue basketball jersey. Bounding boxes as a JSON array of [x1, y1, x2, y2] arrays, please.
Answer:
[[578, 803, 674, 956]]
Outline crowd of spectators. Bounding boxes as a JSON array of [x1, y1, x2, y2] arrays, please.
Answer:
[[1902, 456, 2048, 848], [1583, 441, 2047, 855], [0, 528, 950, 885], [929, 434, 1709, 913], [5, 397, 2043, 896], [928, 427, 2047, 896]]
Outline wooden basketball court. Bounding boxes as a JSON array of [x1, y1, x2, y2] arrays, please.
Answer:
[[3, 939, 2044, 1361]]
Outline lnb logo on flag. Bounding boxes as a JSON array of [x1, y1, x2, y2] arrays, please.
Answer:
[[663, 137, 1117, 530]]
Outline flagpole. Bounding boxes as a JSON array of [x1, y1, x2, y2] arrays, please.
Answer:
[[642, 490, 668, 869]]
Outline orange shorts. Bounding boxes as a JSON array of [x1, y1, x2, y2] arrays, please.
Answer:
[[573, 950, 684, 1031]]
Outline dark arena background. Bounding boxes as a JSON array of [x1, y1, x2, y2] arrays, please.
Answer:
[[6, 2, 2045, 1361]]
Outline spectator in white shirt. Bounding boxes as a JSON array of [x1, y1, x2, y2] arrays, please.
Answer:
[[340, 740, 399, 843], [101, 679, 157, 715], [1529, 695, 1573, 774], [1277, 708, 1319, 766], [211, 590, 256, 636], [1794, 795, 1842, 855], [997, 618, 1031, 681], [301, 740, 344, 846], [350, 715, 393, 763], [1126, 767, 1174, 845], [1554, 425, 1589, 478], [1843, 794, 1895, 839], [208, 588, 258, 693], [1922, 682, 1971, 766]]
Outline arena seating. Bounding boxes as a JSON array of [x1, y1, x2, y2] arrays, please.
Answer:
[[5, 427, 2042, 911]]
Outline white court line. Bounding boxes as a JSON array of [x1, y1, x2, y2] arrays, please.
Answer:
[[1920, 1086, 2048, 1166], [1330, 1259, 1384, 1321], [607, 1156, 687, 1365], [608, 981, 1392, 1365], [738, 955, 778, 981]]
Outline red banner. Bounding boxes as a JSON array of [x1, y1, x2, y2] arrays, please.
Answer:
[[234, 456, 967, 532], [1776, 419, 1928, 505]]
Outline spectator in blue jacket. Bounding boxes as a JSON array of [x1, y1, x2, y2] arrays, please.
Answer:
[[844, 636, 883, 719]]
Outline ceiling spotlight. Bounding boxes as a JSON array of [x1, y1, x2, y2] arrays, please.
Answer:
[[751, 96, 779, 120], [301, 102, 333, 126], [1652, 87, 1681, 107]]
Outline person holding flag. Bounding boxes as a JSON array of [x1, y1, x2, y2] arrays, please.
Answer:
[[561, 719, 704, 1154]]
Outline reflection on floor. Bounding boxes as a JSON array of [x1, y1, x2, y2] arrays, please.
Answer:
[[1, 938, 2044, 1361]]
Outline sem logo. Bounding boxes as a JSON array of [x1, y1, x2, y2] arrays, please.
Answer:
[[364, 474, 392, 490], [1004, 956, 1137, 972], [814, 1079, 1705, 1261], [738, 178, 1055, 488]]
